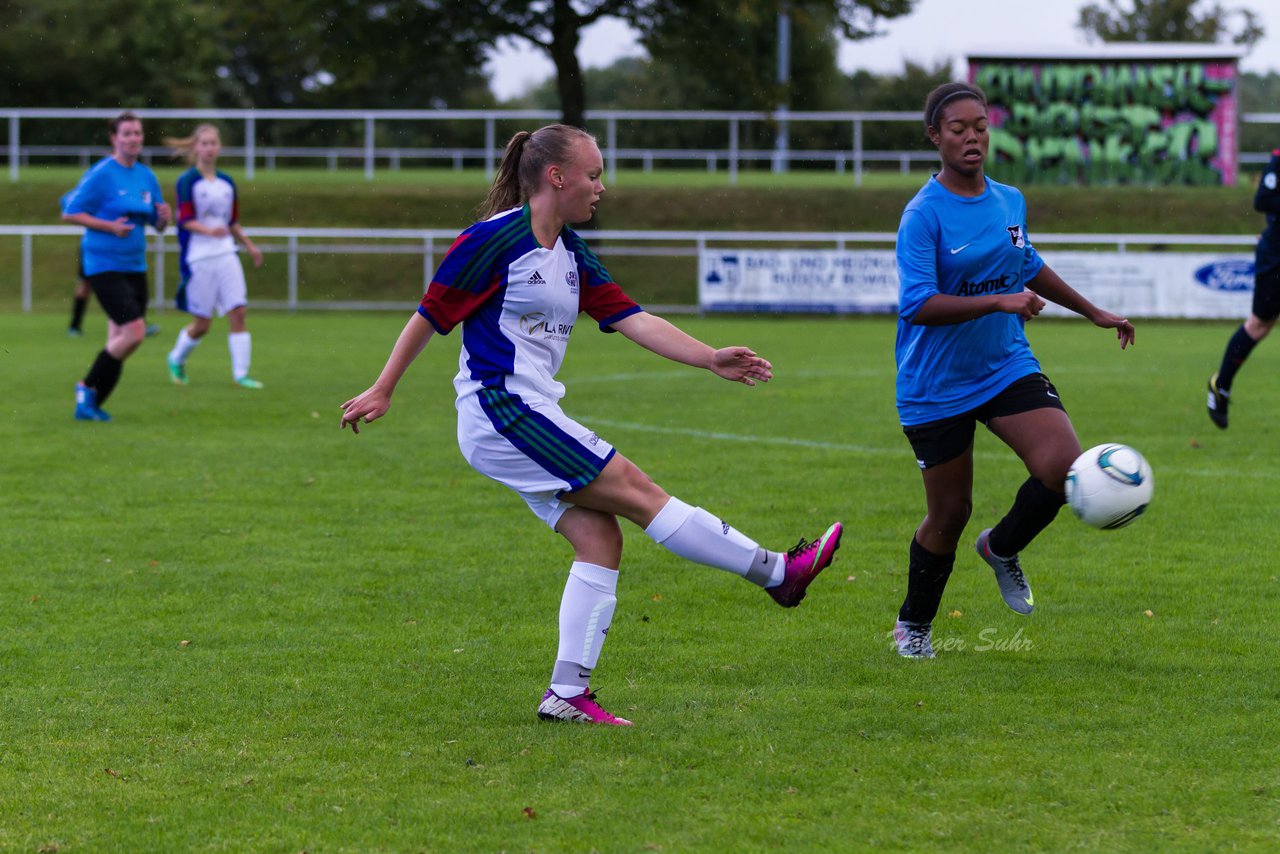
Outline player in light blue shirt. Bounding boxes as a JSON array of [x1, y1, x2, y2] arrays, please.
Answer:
[[891, 83, 1135, 659], [61, 112, 171, 421]]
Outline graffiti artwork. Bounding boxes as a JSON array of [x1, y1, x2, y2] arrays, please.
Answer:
[[970, 49, 1241, 186]]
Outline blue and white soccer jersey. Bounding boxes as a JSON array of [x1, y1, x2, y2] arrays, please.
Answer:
[[419, 205, 643, 527], [175, 168, 247, 318], [61, 158, 165, 276], [894, 176, 1046, 426]]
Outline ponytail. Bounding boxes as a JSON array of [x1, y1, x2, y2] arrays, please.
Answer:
[[478, 131, 533, 219], [476, 124, 597, 220], [164, 123, 221, 164]]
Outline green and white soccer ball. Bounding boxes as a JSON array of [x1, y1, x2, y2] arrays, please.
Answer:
[[1064, 444, 1154, 529]]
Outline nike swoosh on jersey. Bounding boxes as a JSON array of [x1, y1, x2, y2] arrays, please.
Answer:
[[949, 243, 972, 254]]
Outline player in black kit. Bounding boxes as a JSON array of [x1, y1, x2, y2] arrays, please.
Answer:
[[1207, 148, 1280, 428]]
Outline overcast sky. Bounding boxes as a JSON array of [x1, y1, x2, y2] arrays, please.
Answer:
[[485, 0, 1280, 101]]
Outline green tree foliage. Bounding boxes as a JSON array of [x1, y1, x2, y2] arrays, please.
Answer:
[[0, 0, 221, 108], [206, 0, 497, 148], [1076, 0, 1264, 46], [476, 0, 646, 129], [0, 0, 496, 148]]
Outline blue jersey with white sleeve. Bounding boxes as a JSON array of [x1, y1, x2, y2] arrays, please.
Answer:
[[61, 157, 165, 276], [894, 176, 1045, 426]]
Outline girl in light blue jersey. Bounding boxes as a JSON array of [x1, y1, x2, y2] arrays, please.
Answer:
[[62, 111, 171, 421], [891, 83, 1135, 659]]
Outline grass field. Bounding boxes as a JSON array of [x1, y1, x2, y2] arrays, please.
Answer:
[[4, 310, 1279, 851]]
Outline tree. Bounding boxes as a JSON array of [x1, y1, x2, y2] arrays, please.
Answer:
[[1076, 0, 1264, 46], [485, 1, 916, 129], [0, 0, 222, 109], [479, 1, 646, 130]]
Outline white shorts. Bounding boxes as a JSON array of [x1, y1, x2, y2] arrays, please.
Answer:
[[182, 253, 247, 319], [456, 388, 615, 529]]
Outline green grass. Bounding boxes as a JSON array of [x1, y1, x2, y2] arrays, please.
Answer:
[[4, 311, 1280, 851]]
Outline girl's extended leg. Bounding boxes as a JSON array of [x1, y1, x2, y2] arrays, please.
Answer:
[[976, 407, 1080, 614], [564, 453, 842, 607]]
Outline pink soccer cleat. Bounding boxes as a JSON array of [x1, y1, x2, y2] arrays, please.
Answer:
[[537, 689, 633, 726], [767, 521, 844, 607]]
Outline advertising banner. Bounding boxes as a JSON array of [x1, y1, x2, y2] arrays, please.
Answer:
[[968, 46, 1242, 186], [699, 249, 1255, 319]]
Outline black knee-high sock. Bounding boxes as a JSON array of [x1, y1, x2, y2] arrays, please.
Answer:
[[84, 350, 123, 405], [898, 537, 954, 625], [1216, 324, 1259, 392], [988, 477, 1064, 557], [70, 296, 88, 330]]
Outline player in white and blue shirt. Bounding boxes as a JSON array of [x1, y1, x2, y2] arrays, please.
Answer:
[[61, 112, 171, 421], [340, 124, 843, 725], [891, 84, 1134, 659], [165, 124, 265, 389]]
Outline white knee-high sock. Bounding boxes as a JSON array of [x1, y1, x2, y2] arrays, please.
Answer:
[[644, 497, 784, 588], [169, 329, 200, 364], [228, 331, 251, 380], [549, 561, 618, 698]]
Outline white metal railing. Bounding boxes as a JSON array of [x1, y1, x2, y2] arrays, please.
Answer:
[[8, 107, 1278, 187], [1, 224, 1259, 314]]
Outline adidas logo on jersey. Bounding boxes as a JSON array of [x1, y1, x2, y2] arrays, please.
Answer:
[[528, 271, 546, 285]]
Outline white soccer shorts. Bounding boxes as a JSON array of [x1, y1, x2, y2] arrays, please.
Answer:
[[456, 388, 616, 530], [183, 252, 247, 319]]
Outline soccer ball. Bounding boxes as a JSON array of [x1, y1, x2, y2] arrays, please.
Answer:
[[1064, 444, 1154, 529]]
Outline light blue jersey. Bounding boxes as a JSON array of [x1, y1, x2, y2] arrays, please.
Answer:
[[894, 176, 1046, 426], [61, 157, 165, 276]]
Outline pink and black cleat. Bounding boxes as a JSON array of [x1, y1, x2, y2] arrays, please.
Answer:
[[767, 521, 844, 608], [537, 689, 633, 726]]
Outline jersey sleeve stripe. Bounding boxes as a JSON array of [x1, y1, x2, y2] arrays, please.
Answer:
[[453, 217, 528, 293]]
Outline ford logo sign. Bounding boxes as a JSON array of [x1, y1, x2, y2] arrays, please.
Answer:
[[1194, 260, 1254, 292]]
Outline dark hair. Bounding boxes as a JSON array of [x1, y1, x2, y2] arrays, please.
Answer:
[[477, 124, 597, 219], [109, 111, 142, 136], [923, 83, 987, 136]]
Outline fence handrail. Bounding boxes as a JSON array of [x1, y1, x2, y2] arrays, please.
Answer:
[[0, 224, 1259, 243], [10, 107, 1278, 186], [4, 224, 1258, 314]]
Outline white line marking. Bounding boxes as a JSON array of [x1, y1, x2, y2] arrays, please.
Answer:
[[581, 416, 1266, 479]]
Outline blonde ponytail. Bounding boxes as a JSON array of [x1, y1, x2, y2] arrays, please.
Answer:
[[164, 123, 221, 164], [475, 124, 596, 220]]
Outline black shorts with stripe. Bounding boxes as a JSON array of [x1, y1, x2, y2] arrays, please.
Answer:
[[902, 372, 1067, 470]]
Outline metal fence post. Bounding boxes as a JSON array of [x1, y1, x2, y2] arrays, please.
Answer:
[[21, 232, 32, 311], [423, 235, 434, 290], [288, 234, 299, 311], [607, 116, 617, 185], [853, 118, 864, 188], [485, 116, 496, 177], [728, 117, 739, 187], [154, 231, 166, 307], [245, 116, 256, 180], [364, 114, 375, 181], [9, 114, 19, 183]]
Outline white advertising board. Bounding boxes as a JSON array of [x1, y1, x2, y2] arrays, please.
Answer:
[[698, 249, 1256, 319]]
